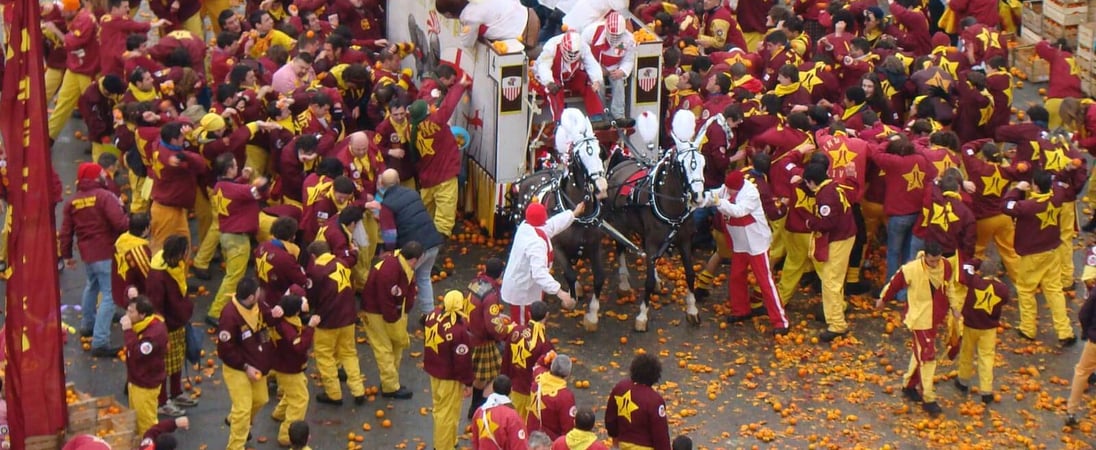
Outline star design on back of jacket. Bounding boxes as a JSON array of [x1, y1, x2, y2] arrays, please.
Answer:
[[903, 164, 925, 191], [981, 167, 1008, 197], [929, 202, 959, 232], [255, 252, 273, 282], [973, 284, 1002, 314], [424, 318, 445, 354], [615, 390, 640, 422], [330, 261, 352, 293], [1036, 200, 1060, 229], [211, 190, 231, 217]]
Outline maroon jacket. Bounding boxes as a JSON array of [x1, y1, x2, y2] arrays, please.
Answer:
[[77, 82, 115, 144], [217, 299, 275, 373], [111, 233, 152, 308], [362, 252, 416, 322], [501, 321, 554, 397], [98, 13, 151, 77], [415, 83, 467, 189], [65, 10, 100, 75], [467, 273, 511, 347], [270, 317, 314, 374], [916, 186, 976, 260], [422, 309, 474, 385], [147, 1, 201, 33], [214, 178, 264, 234], [150, 143, 208, 209], [1036, 42, 1084, 99], [869, 151, 930, 216], [124, 315, 168, 388], [375, 117, 414, 182], [1002, 188, 1065, 256], [255, 240, 308, 308], [605, 380, 671, 450], [60, 180, 129, 262], [806, 179, 858, 246], [994, 122, 1048, 166], [319, 222, 358, 268], [526, 372, 577, 441], [960, 140, 1025, 219], [471, 403, 528, 450], [959, 260, 1009, 330], [306, 253, 357, 329], [145, 266, 192, 331]]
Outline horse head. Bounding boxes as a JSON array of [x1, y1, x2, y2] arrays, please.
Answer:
[[557, 108, 609, 200], [669, 110, 708, 205]]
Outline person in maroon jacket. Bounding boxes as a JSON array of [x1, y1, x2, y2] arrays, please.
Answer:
[[121, 296, 169, 434], [206, 153, 271, 325], [217, 277, 281, 450], [48, 0, 101, 140], [275, 134, 320, 207], [62, 162, 130, 356], [526, 354, 577, 440], [148, 0, 202, 36], [953, 258, 1010, 405], [255, 217, 309, 308], [1002, 171, 1077, 345], [501, 301, 555, 421], [551, 407, 608, 450], [472, 375, 530, 450], [138, 417, 190, 450], [269, 293, 320, 446], [917, 170, 977, 304], [330, 0, 386, 47], [374, 97, 416, 185], [145, 234, 197, 416], [803, 161, 860, 342], [887, 0, 930, 56], [959, 140, 1024, 279], [361, 241, 423, 400], [149, 122, 207, 252], [299, 158, 344, 242], [870, 136, 930, 295], [605, 354, 670, 450], [1036, 39, 1084, 128], [409, 74, 472, 237], [425, 290, 475, 450], [953, 70, 993, 143], [99, 0, 166, 77], [318, 204, 364, 270], [306, 240, 367, 406], [112, 213, 152, 308], [466, 258, 515, 417], [77, 75, 126, 161]]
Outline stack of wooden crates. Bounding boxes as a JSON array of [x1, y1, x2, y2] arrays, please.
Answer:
[[64, 382, 138, 450], [1018, 0, 1096, 91]]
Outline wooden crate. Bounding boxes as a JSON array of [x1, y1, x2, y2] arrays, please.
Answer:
[[99, 431, 137, 450], [25, 433, 63, 450], [96, 399, 136, 436], [1079, 22, 1096, 49], [1050, 0, 1086, 6], [1025, 2, 1045, 36], [1078, 47, 1094, 64], [1045, 16, 1081, 44], [1045, 0, 1088, 25], [1012, 45, 1051, 82], [65, 386, 97, 434]]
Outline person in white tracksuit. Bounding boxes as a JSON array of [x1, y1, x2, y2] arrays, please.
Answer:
[[582, 11, 636, 120], [501, 201, 584, 324], [710, 170, 790, 335]]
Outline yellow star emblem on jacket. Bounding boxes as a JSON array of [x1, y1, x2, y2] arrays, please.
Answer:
[[827, 143, 855, 168], [931, 157, 953, 177], [794, 186, 816, 213], [211, 190, 231, 217], [510, 339, 532, 369], [980, 168, 1009, 197], [1036, 200, 1060, 229], [255, 253, 273, 282], [416, 121, 440, 157], [1042, 147, 1069, 172], [150, 151, 166, 179], [929, 202, 959, 232], [973, 284, 1002, 314], [330, 261, 352, 293], [1067, 57, 1081, 77], [477, 409, 500, 438], [903, 165, 925, 191], [926, 71, 951, 91], [424, 320, 445, 353], [306, 180, 332, 205], [615, 390, 641, 422]]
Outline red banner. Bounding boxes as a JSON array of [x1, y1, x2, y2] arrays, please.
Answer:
[[1, 0, 68, 445]]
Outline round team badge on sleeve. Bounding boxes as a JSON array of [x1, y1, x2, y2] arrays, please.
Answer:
[[569, 405, 578, 417], [819, 205, 831, 217], [658, 405, 667, 417], [139, 342, 153, 355], [518, 430, 526, 439], [489, 304, 502, 316], [219, 331, 232, 342], [456, 344, 469, 355], [391, 286, 403, 296]]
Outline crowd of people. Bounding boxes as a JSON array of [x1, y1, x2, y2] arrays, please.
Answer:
[[13, 0, 1096, 447]]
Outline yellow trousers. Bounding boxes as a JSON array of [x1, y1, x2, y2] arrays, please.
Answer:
[[768, 216, 787, 264], [777, 231, 812, 303], [44, 67, 64, 102], [245, 144, 268, 178], [48, 71, 92, 139], [1015, 249, 1074, 340], [1047, 98, 1064, 130], [861, 200, 885, 244], [209, 232, 250, 318], [1059, 201, 1077, 288], [223, 366, 268, 450], [150, 202, 190, 253], [362, 313, 408, 393], [270, 370, 308, 446], [619, 444, 655, 450], [193, 216, 220, 270], [430, 377, 463, 450], [511, 392, 530, 421], [812, 237, 855, 333], [1068, 341, 1096, 414], [179, 13, 203, 39], [742, 31, 763, 52], [904, 342, 939, 403], [421, 177, 458, 237], [975, 214, 1020, 280], [956, 327, 997, 393], [352, 214, 380, 290], [128, 382, 161, 435], [314, 325, 366, 399], [129, 170, 151, 213], [1086, 168, 1096, 202], [91, 142, 120, 163], [256, 211, 277, 244], [194, 187, 213, 254], [201, 0, 231, 33]]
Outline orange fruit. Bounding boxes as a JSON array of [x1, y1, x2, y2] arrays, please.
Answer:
[[347, 432, 355, 440], [381, 419, 392, 428], [619, 336, 628, 345], [362, 423, 372, 431], [375, 410, 385, 418]]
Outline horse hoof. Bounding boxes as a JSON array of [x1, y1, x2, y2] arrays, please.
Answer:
[[583, 320, 599, 332], [686, 313, 701, 326], [634, 320, 648, 332]]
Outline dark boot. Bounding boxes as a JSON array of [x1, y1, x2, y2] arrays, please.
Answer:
[[467, 388, 484, 419]]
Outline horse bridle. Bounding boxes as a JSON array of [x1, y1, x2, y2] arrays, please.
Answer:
[[560, 134, 603, 225]]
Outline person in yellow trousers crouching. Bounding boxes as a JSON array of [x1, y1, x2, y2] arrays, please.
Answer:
[[424, 290, 475, 450], [121, 295, 168, 435], [307, 241, 367, 406], [217, 277, 280, 450], [361, 241, 424, 400], [269, 292, 320, 446]]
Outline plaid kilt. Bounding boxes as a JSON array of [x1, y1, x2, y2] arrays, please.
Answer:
[[166, 328, 186, 374], [472, 343, 502, 385]]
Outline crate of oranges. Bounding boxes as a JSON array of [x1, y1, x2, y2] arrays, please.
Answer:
[[96, 399, 137, 450], [65, 383, 98, 434]]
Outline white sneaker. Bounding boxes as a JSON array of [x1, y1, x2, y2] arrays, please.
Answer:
[[157, 401, 185, 417], [173, 393, 198, 407]]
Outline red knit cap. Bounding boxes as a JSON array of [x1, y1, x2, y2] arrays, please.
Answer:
[[63, 435, 111, 450], [931, 32, 950, 49], [77, 162, 102, 181], [724, 170, 745, 190], [525, 202, 547, 227]]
